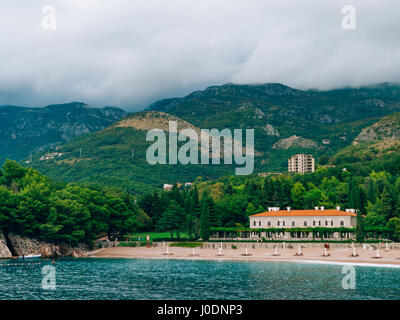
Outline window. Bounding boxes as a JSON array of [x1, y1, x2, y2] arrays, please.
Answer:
[[259, 221, 261, 227], [277, 221, 280, 226], [292, 221, 295, 227], [304, 221, 307, 226], [267, 221, 271, 227], [319, 221, 321, 226], [253, 221, 256, 226], [282, 221, 285, 226], [340, 220, 344, 226], [313, 221, 316, 226], [331, 221, 333, 226], [325, 221, 328, 226]]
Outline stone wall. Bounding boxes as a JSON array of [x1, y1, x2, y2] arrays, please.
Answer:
[[0, 233, 12, 258]]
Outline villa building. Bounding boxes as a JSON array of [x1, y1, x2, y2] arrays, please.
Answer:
[[246, 206, 357, 240], [288, 154, 315, 174], [250, 206, 356, 229]]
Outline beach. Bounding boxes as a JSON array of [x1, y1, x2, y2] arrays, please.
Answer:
[[89, 245, 400, 267]]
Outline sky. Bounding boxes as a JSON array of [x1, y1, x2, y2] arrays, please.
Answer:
[[0, 0, 399, 111]]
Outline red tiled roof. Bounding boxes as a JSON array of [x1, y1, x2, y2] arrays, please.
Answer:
[[250, 209, 356, 217]]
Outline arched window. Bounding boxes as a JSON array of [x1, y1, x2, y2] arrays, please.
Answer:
[[267, 221, 271, 227], [292, 221, 295, 227], [304, 221, 307, 226]]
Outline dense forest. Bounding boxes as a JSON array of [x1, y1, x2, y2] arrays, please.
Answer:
[[137, 165, 400, 241], [0, 160, 151, 244], [2, 157, 400, 244]]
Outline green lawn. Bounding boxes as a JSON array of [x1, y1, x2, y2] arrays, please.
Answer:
[[125, 232, 191, 241]]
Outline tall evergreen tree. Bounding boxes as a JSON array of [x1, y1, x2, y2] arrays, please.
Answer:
[[367, 178, 376, 204], [200, 198, 211, 241], [377, 185, 394, 219]]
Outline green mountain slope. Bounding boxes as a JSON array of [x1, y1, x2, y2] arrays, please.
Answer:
[[0, 102, 126, 164], [149, 82, 400, 170], [29, 111, 234, 193], [29, 83, 400, 191], [333, 112, 400, 173]]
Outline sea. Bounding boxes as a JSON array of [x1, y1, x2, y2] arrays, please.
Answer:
[[0, 258, 399, 300]]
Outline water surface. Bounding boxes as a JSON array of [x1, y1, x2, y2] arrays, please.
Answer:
[[0, 258, 399, 300]]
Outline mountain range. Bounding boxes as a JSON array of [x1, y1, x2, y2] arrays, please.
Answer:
[[0, 102, 126, 164], [3, 82, 400, 193]]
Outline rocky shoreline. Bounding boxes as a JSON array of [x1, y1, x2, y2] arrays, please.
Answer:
[[0, 232, 90, 259]]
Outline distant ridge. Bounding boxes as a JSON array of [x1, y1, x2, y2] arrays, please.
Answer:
[[0, 102, 126, 163]]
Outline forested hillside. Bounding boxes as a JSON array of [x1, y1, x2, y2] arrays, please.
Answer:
[[27, 83, 400, 192], [0, 160, 150, 244]]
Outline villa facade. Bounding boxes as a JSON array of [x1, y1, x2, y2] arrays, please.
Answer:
[[250, 206, 357, 229], [246, 206, 357, 240]]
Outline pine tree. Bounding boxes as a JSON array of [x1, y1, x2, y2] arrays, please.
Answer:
[[291, 182, 306, 209], [157, 200, 185, 238], [262, 178, 275, 207]]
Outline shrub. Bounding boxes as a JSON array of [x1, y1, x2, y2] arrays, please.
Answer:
[[169, 242, 202, 248]]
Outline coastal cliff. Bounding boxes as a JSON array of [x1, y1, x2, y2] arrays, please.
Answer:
[[0, 232, 89, 258], [0, 233, 12, 258]]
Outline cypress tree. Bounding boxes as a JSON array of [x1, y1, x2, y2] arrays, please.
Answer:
[[377, 185, 394, 220], [347, 177, 356, 208], [355, 186, 366, 242], [367, 178, 376, 204], [207, 195, 220, 227], [200, 198, 211, 241], [394, 198, 400, 219]]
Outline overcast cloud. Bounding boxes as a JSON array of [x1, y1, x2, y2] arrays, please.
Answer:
[[0, 0, 399, 110]]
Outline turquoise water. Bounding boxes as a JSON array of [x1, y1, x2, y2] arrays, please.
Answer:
[[0, 258, 399, 300]]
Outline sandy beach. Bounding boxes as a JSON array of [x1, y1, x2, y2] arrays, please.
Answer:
[[89, 245, 400, 268]]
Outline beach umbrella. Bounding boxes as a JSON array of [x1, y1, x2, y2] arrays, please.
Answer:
[[272, 246, 280, 256], [295, 246, 303, 256]]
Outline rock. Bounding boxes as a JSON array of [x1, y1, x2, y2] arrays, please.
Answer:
[[262, 124, 280, 136], [6, 233, 89, 258], [353, 112, 400, 144], [273, 135, 318, 149], [0, 233, 12, 258]]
